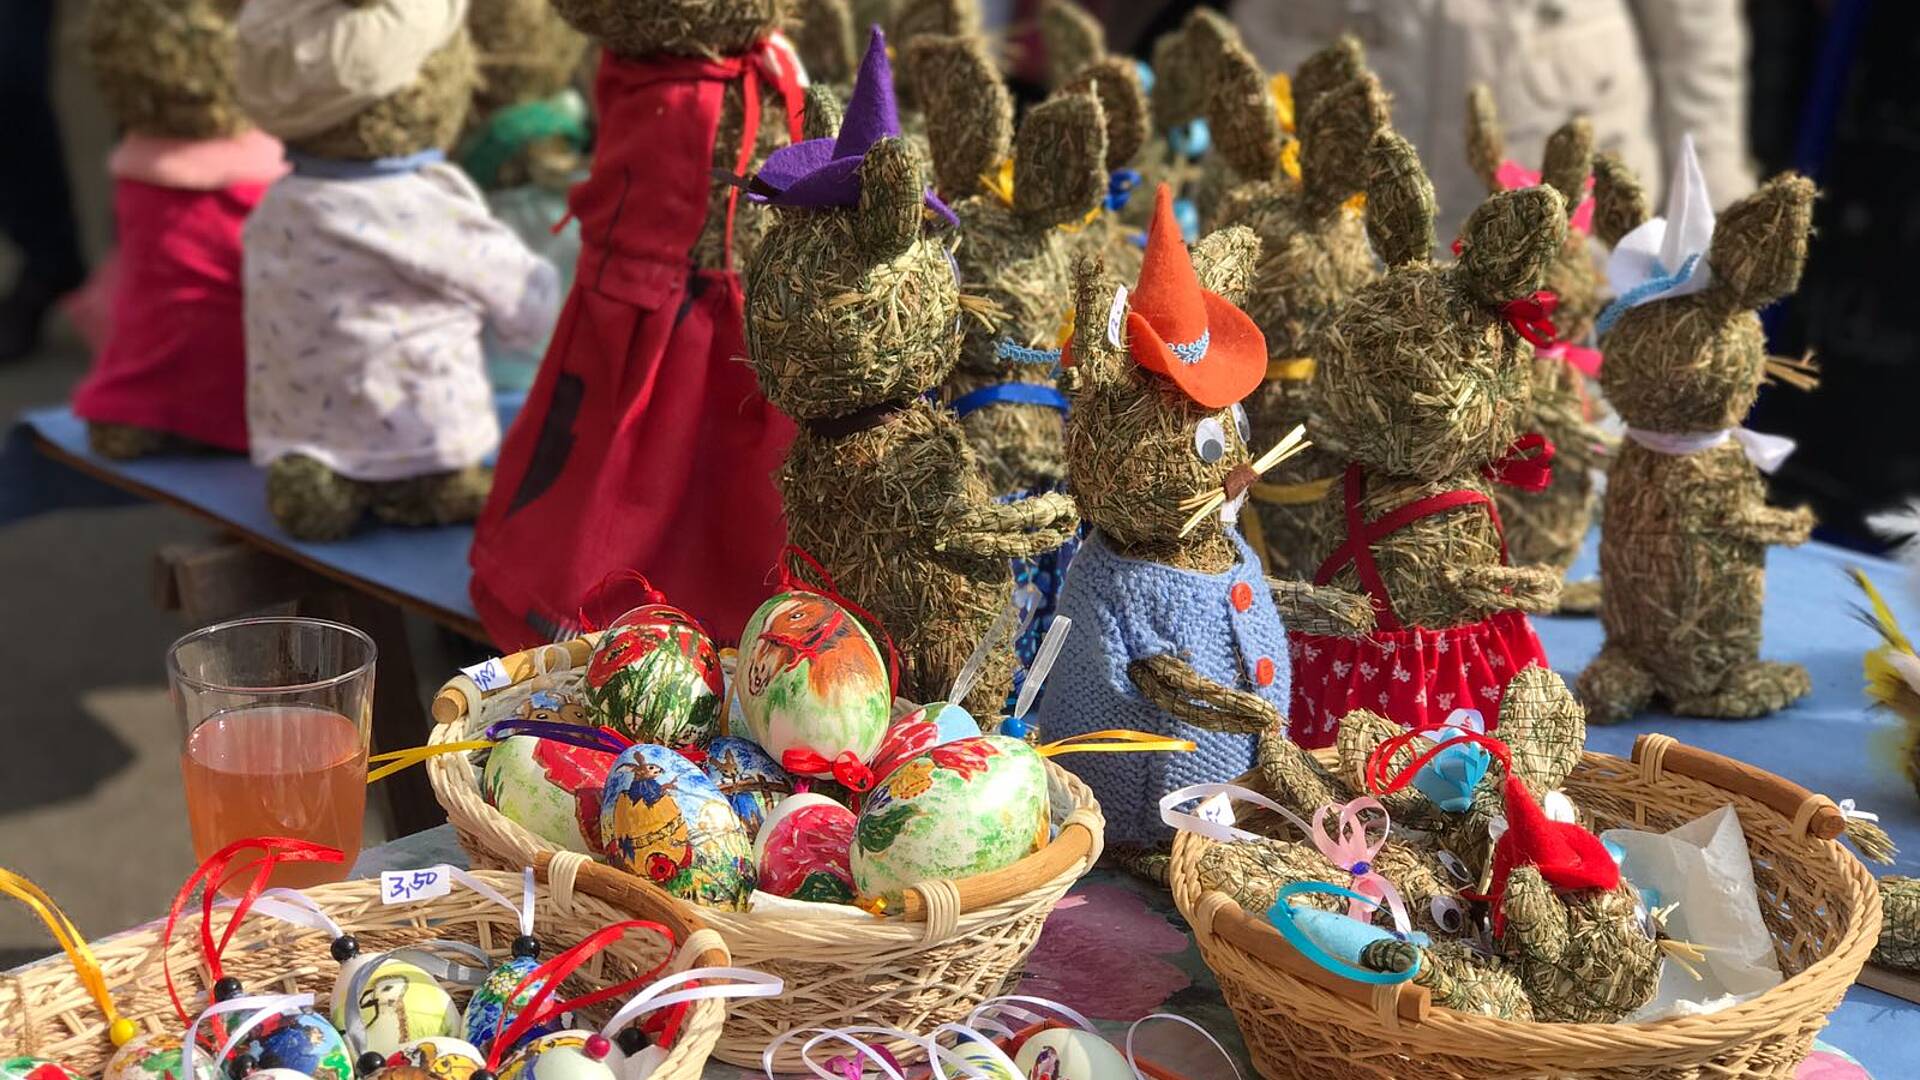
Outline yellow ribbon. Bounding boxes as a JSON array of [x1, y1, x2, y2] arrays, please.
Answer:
[[366, 740, 496, 785], [0, 869, 136, 1046], [1271, 73, 1296, 135], [1251, 475, 1337, 507], [1266, 357, 1317, 382], [1280, 139, 1302, 184], [1342, 192, 1368, 216], [1038, 729, 1198, 757], [981, 158, 1016, 208]]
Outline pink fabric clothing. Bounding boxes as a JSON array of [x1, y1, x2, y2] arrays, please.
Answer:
[[109, 129, 287, 190], [70, 178, 266, 451]]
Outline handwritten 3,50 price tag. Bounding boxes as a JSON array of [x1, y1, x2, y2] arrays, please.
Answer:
[[381, 867, 452, 905]]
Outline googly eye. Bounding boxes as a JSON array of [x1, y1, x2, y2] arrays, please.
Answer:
[[1193, 417, 1227, 463], [1436, 850, 1473, 884], [1430, 898, 1467, 934], [1231, 402, 1251, 444]]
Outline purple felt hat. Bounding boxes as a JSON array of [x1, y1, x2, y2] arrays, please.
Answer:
[[751, 27, 954, 223]]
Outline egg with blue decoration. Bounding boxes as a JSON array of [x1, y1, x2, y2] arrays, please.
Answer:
[[583, 605, 724, 748], [867, 702, 978, 784], [104, 1034, 215, 1080], [2, 1059, 84, 1080], [224, 1009, 353, 1080], [699, 736, 794, 838], [753, 793, 857, 903], [600, 743, 755, 910], [382, 1038, 484, 1080], [1014, 1028, 1133, 1080], [736, 593, 890, 781], [462, 955, 569, 1057], [947, 1043, 1020, 1080], [481, 735, 616, 855], [496, 1032, 619, 1080], [850, 735, 1051, 903], [330, 954, 459, 1057]]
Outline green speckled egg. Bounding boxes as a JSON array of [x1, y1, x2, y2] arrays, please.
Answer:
[[480, 735, 616, 855], [850, 735, 1051, 903]]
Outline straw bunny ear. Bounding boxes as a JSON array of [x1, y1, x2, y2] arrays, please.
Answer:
[[1013, 90, 1107, 229], [1706, 173, 1816, 312], [1039, 0, 1106, 89], [1150, 23, 1203, 136], [1061, 253, 1124, 395], [790, 0, 858, 87], [1501, 866, 1570, 957], [1457, 185, 1567, 305], [1298, 72, 1390, 213], [1464, 84, 1505, 193], [1190, 225, 1262, 306], [1203, 33, 1285, 183], [908, 34, 1012, 201], [1363, 131, 1436, 268], [889, 0, 981, 108], [801, 83, 843, 141], [1292, 34, 1367, 120], [1540, 116, 1594, 217], [1495, 665, 1586, 794], [1065, 56, 1150, 170], [1590, 151, 1650, 249], [855, 136, 926, 261]]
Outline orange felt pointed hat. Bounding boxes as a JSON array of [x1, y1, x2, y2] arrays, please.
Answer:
[[1125, 184, 1267, 408]]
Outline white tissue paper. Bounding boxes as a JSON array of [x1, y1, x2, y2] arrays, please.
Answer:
[[1602, 805, 1784, 1020]]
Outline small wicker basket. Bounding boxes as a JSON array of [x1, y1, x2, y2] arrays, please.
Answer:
[[427, 637, 1106, 1070], [1169, 734, 1884, 1080], [0, 868, 729, 1079]]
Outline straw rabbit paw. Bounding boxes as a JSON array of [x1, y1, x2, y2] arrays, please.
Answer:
[[1361, 938, 1535, 1021], [1668, 660, 1811, 719], [1257, 724, 1352, 813], [266, 454, 372, 541], [1129, 654, 1281, 734], [1441, 563, 1563, 616], [1501, 867, 1660, 1024], [940, 491, 1081, 559], [1268, 579, 1376, 638], [370, 466, 494, 527], [86, 422, 198, 460], [1726, 503, 1815, 547], [1556, 577, 1602, 615], [1575, 645, 1657, 726]]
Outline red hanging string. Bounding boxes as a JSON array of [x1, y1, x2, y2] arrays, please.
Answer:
[[774, 544, 903, 698], [487, 920, 679, 1067], [574, 569, 671, 635]]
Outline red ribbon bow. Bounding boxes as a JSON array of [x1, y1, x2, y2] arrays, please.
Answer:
[[1484, 432, 1555, 493], [781, 748, 877, 794], [1500, 290, 1561, 349]]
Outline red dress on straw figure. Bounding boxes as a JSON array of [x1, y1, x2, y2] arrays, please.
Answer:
[[469, 40, 805, 649]]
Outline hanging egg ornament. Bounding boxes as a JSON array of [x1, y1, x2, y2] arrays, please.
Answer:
[[105, 1034, 216, 1080], [481, 735, 617, 855], [600, 744, 755, 910], [462, 952, 567, 1057], [383, 1038, 484, 1080], [583, 606, 723, 748], [867, 702, 978, 784], [699, 735, 794, 838], [224, 1009, 354, 1080], [752, 793, 857, 903], [330, 955, 460, 1057], [948, 1044, 1019, 1080], [496, 1033, 617, 1080], [736, 593, 890, 779], [1, 1060, 84, 1080], [1013, 1028, 1133, 1080], [850, 736, 1051, 903]]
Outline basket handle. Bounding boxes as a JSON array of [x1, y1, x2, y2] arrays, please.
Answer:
[[531, 852, 730, 970], [1630, 734, 1843, 841], [430, 637, 597, 726], [1190, 891, 1431, 1024], [892, 807, 1101, 924]]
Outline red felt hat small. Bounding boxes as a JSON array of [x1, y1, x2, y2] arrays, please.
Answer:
[[1486, 772, 1621, 934], [1124, 184, 1266, 409]]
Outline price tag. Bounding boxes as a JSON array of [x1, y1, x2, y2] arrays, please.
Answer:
[[460, 658, 511, 692], [1106, 285, 1129, 348], [1195, 793, 1236, 828], [381, 867, 452, 905]]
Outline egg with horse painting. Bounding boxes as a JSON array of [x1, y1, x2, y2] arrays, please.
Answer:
[[737, 592, 890, 782], [753, 793, 857, 903], [224, 1009, 353, 1080], [104, 1034, 215, 1080], [600, 743, 756, 910], [1014, 1028, 1133, 1080], [482, 735, 617, 855], [584, 605, 724, 748], [330, 954, 460, 1057], [383, 1039, 485, 1080], [850, 735, 1051, 902], [700, 735, 795, 837], [867, 701, 978, 783]]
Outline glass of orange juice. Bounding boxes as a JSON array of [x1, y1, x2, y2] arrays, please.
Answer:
[[168, 617, 376, 891]]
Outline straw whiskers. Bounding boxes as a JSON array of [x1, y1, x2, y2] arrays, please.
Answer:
[[1177, 423, 1309, 536]]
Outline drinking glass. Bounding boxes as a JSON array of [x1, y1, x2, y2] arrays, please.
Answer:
[[168, 617, 376, 891]]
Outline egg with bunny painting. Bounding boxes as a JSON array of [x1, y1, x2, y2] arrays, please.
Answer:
[[1014, 1027, 1133, 1080], [736, 592, 891, 781], [600, 743, 756, 910]]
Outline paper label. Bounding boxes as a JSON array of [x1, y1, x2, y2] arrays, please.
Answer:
[[1106, 285, 1128, 348], [1195, 793, 1236, 828], [381, 867, 452, 905], [460, 658, 511, 692]]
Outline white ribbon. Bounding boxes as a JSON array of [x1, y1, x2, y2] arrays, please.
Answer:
[[598, 967, 784, 1038], [1124, 1014, 1243, 1080], [1012, 617, 1073, 722], [182, 992, 314, 1073], [444, 866, 537, 937], [1624, 426, 1796, 474], [1159, 783, 1314, 844], [1838, 798, 1880, 823], [1606, 134, 1716, 308], [248, 889, 345, 939]]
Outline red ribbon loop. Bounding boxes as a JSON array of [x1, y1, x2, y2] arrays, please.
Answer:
[[1500, 290, 1562, 349], [1484, 432, 1556, 493], [1364, 726, 1515, 798], [780, 748, 876, 793], [489, 919, 679, 1067], [574, 569, 673, 635]]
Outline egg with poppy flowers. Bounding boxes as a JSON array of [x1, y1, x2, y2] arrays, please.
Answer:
[[583, 605, 724, 749], [850, 735, 1051, 902]]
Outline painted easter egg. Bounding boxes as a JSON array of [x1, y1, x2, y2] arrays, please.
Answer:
[[850, 735, 1050, 901], [584, 605, 724, 748], [105, 1034, 214, 1080], [752, 793, 857, 903], [948, 1044, 1020, 1080], [600, 743, 756, 910], [868, 701, 979, 783], [496, 1033, 616, 1080], [700, 735, 795, 838], [482, 735, 616, 855], [382, 1038, 484, 1080], [1014, 1028, 1132, 1080], [330, 955, 460, 1057], [250, 1071, 326, 1080], [225, 1010, 353, 1080], [512, 687, 590, 727], [462, 956, 568, 1056], [736, 592, 890, 781], [1, 1059, 83, 1080]]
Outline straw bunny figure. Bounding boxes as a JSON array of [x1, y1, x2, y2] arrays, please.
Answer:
[[1575, 143, 1818, 725], [470, 0, 808, 648], [1060, 57, 1155, 284], [1465, 87, 1611, 614], [745, 31, 1079, 717], [235, 0, 562, 541], [1035, 185, 1372, 880], [1201, 33, 1391, 579], [1287, 131, 1568, 749], [71, 0, 285, 460], [789, 0, 858, 89]]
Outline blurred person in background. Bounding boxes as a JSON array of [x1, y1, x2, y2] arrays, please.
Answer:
[[0, 0, 87, 362]]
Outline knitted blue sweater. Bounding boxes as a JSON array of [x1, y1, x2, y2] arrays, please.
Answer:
[[1034, 527, 1290, 847]]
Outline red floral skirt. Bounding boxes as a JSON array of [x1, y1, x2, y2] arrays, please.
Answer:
[[1285, 608, 1548, 749]]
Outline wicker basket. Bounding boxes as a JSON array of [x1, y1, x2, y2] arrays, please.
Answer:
[[1169, 734, 1884, 1080], [428, 638, 1106, 1070], [0, 867, 729, 1079]]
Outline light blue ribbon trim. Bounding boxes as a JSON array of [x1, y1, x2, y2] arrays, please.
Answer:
[[1266, 882, 1424, 986], [1170, 327, 1211, 365], [995, 338, 1064, 368], [287, 148, 447, 181], [1595, 252, 1702, 336]]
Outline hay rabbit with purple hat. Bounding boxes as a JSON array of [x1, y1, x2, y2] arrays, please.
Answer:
[[1576, 138, 1818, 724], [1035, 184, 1372, 878], [745, 28, 1080, 717]]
